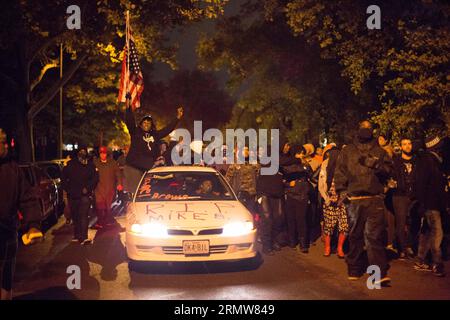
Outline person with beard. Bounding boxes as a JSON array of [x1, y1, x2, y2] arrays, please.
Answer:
[[391, 137, 417, 260], [123, 95, 183, 193], [334, 120, 393, 286], [281, 144, 314, 253], [0, 128, 42, 300], [413, 135, 447, 277], [318, 143, 348, 258], [62, 145, 99, 245]]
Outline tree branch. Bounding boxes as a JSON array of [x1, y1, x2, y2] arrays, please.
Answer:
[[30, 59, 59, 92], [28, 53, 88, 121]]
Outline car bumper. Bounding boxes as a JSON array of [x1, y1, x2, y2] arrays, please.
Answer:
[[126, 230, 257, 262]]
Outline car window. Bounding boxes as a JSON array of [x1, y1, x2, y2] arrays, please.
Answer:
[[135, 171, 236, 202]]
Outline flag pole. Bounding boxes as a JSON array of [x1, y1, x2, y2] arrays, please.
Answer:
[[125, 10, 130, 107]]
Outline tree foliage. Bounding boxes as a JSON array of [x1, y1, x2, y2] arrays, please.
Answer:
[[0, 0, 228, 161]]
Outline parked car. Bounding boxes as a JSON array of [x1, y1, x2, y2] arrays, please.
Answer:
[[19, 163, 59, 225], [35, 160, 66, 213]]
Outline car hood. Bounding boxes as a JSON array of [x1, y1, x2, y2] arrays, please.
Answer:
[[128, 200, 252, 229]]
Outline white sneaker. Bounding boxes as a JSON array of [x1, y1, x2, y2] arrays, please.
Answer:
[[80, 239, 92, 245]]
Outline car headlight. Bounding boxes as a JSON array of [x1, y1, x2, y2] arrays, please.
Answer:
[[130, 223, 168, 238], [222, 221, 254, 237]]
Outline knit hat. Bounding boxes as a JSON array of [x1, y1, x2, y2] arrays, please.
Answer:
[[425, 135, 443, 150], [99, 146, 108, 154]]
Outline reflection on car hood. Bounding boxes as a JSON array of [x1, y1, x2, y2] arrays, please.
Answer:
[[129, 200, 251, 228]]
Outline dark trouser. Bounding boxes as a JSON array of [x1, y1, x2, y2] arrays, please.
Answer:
[[285, 195, 310, 249], [0, 235, 17, 291], [259, 196, 285, 249], [392, 195, 414, 253], [346, 197, 389, 277], [418, 210, 443, 265], [69, 196, 91, 241]]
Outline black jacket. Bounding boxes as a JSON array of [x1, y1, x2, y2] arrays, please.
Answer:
[[62, 158, 99, 200], [280, 156, 313, 200], [0, 157, 41, 238], [125, 108, 179, 171], [334, 138, 392, 197], [415, 151, 446, 213], [256, 168, 284, 198], [392, 154, 417, 198]]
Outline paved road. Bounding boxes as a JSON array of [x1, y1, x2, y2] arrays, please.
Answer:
[[13, 216, 450, 300]]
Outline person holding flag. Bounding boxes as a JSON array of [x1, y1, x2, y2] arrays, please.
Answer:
[[118, 12, 184, 193]]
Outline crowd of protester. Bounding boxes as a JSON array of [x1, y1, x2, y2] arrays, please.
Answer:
[[1, 112, 449, 298]]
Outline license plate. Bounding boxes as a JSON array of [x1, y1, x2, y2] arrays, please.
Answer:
[[183, 240, 210, 255]]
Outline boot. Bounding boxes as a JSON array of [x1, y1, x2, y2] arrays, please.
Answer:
[[337, 233, 346, 259], [323, 235, 331, 257]]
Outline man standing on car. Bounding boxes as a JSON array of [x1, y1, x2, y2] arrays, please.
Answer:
[[62, 145, 99, 245], [93, 146, 123, 229], [334, 120, 393, 286], [0, 128, 42, 300], [123, 95, 183, 194]]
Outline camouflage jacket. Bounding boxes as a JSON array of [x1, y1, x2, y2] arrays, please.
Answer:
[[225, 163, 260, 196]]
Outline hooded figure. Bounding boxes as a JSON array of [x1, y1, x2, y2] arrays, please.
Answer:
[[123, 101, 183, 193], [334, 120, 393, 284]]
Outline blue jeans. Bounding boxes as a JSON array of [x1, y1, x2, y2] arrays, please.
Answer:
[[418, 210, 443, 265]]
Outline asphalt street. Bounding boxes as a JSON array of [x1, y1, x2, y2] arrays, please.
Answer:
[[12, 216, 450, 300]]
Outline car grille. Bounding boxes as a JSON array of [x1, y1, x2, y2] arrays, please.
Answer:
[[167, 228, 223, 236], [162, 245, 228, 255]]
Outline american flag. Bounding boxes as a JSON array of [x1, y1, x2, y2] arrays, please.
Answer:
[[118, 21, 144, 110]]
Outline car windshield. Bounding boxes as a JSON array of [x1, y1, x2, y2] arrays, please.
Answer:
[[135, 171, 236, 202]]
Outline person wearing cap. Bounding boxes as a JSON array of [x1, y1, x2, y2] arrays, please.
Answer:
[[413, 134, 447, 277], [123, 96, 183, 193], [334, 120, 393, 286], [93, 146, 123, 228], [62, 145, 99, 245], [0, 128, 42, 299]]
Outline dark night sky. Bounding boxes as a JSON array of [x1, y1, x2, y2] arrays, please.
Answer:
[[152, 0, 244, 87]]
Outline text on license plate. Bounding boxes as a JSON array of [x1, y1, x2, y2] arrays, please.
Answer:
[[183, 240, 210, 255]]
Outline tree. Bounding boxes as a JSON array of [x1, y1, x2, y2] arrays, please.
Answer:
[[285, 0, 449, 139], [197, 1, 366, 145], [141, 69, 234, 134], [0, 0, 228, 162]]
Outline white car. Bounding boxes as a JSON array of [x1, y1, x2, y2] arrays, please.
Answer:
[[125, 166, 257, 262]]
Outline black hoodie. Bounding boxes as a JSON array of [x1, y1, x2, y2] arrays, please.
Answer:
[[62, 157, 99, 200], [124, 108, 179, 170], [334, 138, 393, 197]]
